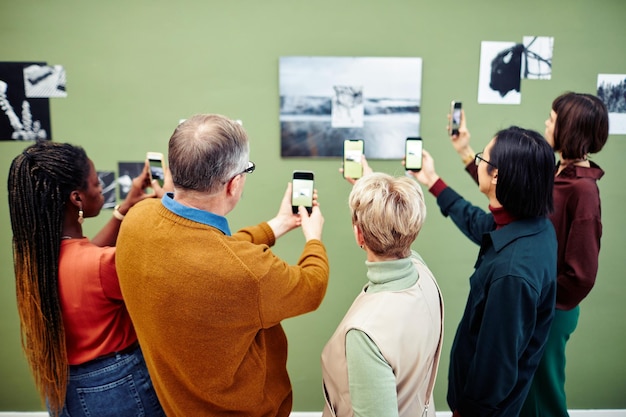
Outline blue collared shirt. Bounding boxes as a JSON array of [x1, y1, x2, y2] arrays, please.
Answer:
[[161, 193, 232, 236]]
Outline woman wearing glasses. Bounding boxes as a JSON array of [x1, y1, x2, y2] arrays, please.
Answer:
[[448, 93, 609, 417], [408, 126, 557, 417]]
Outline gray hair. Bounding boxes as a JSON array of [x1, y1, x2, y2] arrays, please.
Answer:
[[168, 114, 249, 193]]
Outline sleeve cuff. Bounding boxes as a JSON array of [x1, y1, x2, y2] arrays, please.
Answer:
[[429, 178, 448, 197]]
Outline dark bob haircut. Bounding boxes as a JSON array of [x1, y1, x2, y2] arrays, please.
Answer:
[[552, 92, 609, 159], [489, 126, 555, 218]]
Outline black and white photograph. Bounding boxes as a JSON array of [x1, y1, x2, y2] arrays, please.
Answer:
[[331, 85, 364, 128], [522, 36, 554, 80], [280, 56, 422, 159], [98, 171, 117, 209], [598, 73, 626, 135], [0, 61, 51, 140], [478, 41, 522, 105], [23, 64, 67, 98], [117, 161, 144, 200]]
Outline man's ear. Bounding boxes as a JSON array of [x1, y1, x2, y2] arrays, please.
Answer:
[[225, 175, 240, 197]]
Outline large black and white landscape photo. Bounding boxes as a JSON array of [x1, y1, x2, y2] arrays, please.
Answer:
[[280, 56, 422, 159]]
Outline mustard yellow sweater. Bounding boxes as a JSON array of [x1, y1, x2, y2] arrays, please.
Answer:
[[116, 197, 329, 416]]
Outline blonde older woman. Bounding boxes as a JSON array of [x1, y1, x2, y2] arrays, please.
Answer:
[[321, 172, 444, 417]]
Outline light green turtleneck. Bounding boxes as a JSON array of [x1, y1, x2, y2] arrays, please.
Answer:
[[363, 251, 421, 293]]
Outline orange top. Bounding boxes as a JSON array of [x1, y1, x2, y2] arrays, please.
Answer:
[[58, 238, 137, 365]]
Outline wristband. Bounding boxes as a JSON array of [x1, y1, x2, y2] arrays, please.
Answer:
[[113, 204, 125, 221], [462, 153, 475, 166]]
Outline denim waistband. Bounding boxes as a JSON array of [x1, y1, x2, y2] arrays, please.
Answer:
[[72, 341, 140, 369], [97, 341, 140, 361]]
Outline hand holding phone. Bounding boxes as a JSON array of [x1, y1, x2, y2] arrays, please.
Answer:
[[449, 101, 462, 136], [405, 137, 423, 171], [291, 171, 314, 214], [343, 139, 364, 179], [146, 152, 165, 187]]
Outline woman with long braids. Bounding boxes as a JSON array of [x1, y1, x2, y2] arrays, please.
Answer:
[[8, 140, 166, 417]]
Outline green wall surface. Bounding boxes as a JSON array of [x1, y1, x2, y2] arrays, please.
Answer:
[[1, 0, 625, 412]]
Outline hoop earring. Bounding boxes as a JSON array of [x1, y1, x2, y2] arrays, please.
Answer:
[[78, 204, 84, 225]]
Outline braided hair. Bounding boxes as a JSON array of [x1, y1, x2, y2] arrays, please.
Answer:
[[7, 140, 90, 416]]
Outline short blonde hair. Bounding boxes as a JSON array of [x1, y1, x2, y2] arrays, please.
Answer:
[[349, 173, 426, 258]]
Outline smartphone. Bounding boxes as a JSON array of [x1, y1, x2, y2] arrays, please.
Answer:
[[146, 152, 165, 187], [405, 137, 423, 171], [449, 101, 462, 136], [292, 171, 314, 214], [343, 139, 364, 179]]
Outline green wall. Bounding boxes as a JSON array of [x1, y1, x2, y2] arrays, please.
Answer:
[[1, 0, 625, 411]]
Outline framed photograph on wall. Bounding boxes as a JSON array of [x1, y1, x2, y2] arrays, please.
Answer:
[[597, 73, 626, 135], [521, 36, 554, 80], [0, 61, 52, 141], [478, 41, 523, 105], [98, 171, 117, 209], [117, 162, 144, 200], [280, 56, 422, 159]]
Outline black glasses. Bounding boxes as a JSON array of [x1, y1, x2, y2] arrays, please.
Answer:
[[474, 152, 497, 169], [225, 161, 255, 184], [240, 161, 255, 175]]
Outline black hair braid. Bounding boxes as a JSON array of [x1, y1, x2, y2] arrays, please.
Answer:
[[7, 140, 90, 415]]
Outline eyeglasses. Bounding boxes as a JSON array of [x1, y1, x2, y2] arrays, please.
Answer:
[[474, 152, 497, 169], [239, 161, 255, 175], [234, 161, 256, 177], [224, 161, 256, 184]]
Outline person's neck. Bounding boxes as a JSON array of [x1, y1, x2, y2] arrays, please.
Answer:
[[62, 210, 84, 239], [174, 189, 232, 216], [489, 205, 518, 229], [558, 154, 589, 174], [364, 247, 401, 263], [488, 195, 502, 212]]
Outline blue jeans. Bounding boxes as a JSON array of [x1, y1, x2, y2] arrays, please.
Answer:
[[57, 345, 165, 417]]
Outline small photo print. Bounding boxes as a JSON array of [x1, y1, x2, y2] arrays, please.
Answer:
[[522, 36, 554, 80], [331, 85, 364, 128], [23, 64, 67, 98], [98, 171, 117, 209], [117, 162, 144, 200], [478, 41, 522, 105], [597, 73, 626, 135]]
